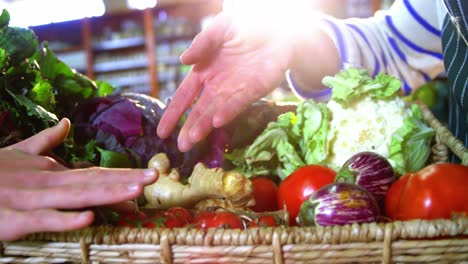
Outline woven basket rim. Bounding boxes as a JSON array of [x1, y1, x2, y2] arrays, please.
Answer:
[[19, 217, 468, 246]]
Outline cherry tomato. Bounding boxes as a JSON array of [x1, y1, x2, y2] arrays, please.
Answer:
[[277, 165, 336, 225], [116, 211, 147, 228], [192, 211, 244, 229], [250, 176, 278, 212], [386, 163, 468, 221], [144, 211, 185, 228], [165, 207, 193, 224], [192, 210, 217, 229], [248, 215, 282, 227]]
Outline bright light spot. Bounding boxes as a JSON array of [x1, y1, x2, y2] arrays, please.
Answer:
[[127, 0, 157, 10], [3, 0, 105, 27], [200, 15, 215, 31], [424, 197, 432, 208], [321, 208, 333, 216], [222, 0, 323, 40]]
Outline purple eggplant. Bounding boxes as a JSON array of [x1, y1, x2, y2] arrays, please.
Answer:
[[335, 151, 395, 203], [296, 183, 380, 226]]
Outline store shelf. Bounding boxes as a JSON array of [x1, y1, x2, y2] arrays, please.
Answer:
[[92, 36, 146, 51], [30, 0, 223, 98], [105, 76, 150, 87], [93, 59, 149, 73]]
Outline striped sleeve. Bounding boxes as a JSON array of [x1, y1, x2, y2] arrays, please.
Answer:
[[290, 0, 447, 99]]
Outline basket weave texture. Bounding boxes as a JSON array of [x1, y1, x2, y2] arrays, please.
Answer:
[[1, 103, 467, 264]]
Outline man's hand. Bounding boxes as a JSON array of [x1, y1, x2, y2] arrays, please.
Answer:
[[157, 12, 294, 152], [0, 119, 158, 241]]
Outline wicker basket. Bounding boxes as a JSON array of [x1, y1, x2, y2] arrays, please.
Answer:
[[1, 103, 467, 264]]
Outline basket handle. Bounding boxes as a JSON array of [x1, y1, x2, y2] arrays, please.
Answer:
[[418, 103, 468, 165]]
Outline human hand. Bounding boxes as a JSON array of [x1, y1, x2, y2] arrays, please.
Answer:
[[0, 119, 158, 241], [157, 12, 295, 152]]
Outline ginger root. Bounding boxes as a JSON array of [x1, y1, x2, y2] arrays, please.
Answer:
[[144, 153, 254, 210]]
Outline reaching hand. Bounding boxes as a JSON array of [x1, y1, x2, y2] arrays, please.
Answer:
[[157, 12, 295, 152], [0, 119, 158, 241]]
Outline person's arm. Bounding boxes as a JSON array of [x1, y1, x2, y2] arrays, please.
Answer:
[[288, 0, 447, 101]]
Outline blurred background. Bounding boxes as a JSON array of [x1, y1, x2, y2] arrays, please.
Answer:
[[3, 0, 445, 121]]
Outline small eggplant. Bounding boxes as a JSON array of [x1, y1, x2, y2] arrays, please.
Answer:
[[296, 183, 380, 226], [335, 151, 395, 203]]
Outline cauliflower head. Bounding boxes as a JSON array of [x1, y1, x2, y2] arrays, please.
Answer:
[[325, 96, 410, 170]]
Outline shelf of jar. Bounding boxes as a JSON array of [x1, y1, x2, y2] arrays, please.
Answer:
[[92, 36, 146, 51], [93, 59, 149, 73]]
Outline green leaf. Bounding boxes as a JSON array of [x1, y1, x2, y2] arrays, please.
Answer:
[[0, 26, 38, 64], [96, 80, 115, 96], [0, 9, 10, 29], [97, 147, 134, 168], [6, 89, 58, 126], [323, 67, 401, 106], [28, 78, 56, 112], [389, 104, 434, 175], [37, 42, 74, 80], [0, 48, 6, 68]]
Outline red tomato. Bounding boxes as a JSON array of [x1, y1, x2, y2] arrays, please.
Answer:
[[277, 165, 336, 225], [192, 211, 244, 229], [165, 207, 193, 224], [250, 176, 278, 212], [248, 215, 282, 227], [386, 163, 468, 221], [192, 210, 216, 229], [116, 211, 147, 228], [144, 211, 185, 229]]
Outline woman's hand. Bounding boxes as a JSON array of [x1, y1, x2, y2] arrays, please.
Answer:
[[0, 119, 158, 241], [157, 12, 295, 152]]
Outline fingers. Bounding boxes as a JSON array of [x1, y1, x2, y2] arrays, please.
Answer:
[[157, 70, 203, 140], [0, 182, 145, 210], [0, 167, 158, 188], [49, 167, 159, 187], [180, 13, 230, 65], [212, 82, 265, 128], [0, 148, 68, 172], [0, 208, 93, 241], [176, 87, 221, 151], [11, 118, 71, 155]]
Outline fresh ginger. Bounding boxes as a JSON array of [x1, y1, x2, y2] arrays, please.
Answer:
[[144, 153, 255, 210]]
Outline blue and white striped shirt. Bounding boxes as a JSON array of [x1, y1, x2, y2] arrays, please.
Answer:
[[293, 0, 447, 97], [289, 0, 468, 158]]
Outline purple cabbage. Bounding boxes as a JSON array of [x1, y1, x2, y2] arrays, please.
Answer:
[[334, 151, 395, 204], [199, 128, 231, 169], [71, 93, 209, 176], [296, 183, 380, 226]]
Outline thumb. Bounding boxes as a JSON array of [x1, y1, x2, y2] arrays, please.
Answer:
[[11, 118, 71, 155]]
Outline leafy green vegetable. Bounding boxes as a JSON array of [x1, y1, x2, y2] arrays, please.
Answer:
[[97, 147, 134, 168], [226, 101, 331, 179], [389, 104, 435, 175], [0, 9, 114, 164], [322, 67, 401, 105]]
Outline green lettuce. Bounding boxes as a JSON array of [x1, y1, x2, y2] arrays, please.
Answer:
[[389, 104, 435, 175], [323, 67, 402, 105], [226, 100, 330, 179]]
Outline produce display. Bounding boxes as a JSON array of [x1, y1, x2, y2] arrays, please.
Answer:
[[1, 8, 467, 233]]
